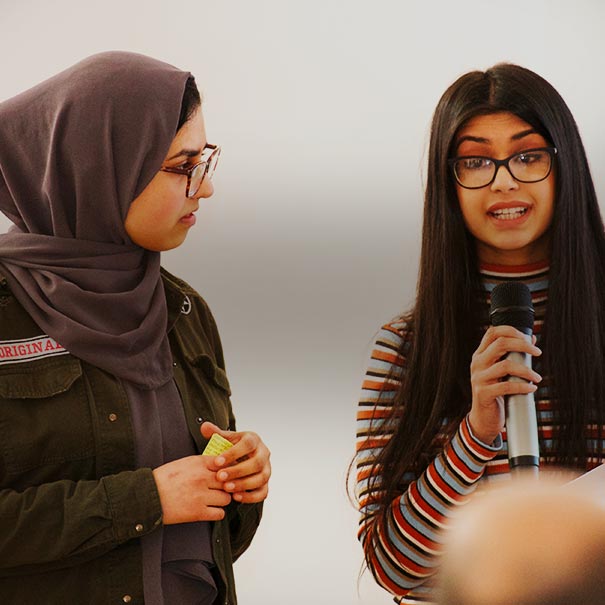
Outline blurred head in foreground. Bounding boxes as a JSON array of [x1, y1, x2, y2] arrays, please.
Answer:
[[438, 479, 605, 605]]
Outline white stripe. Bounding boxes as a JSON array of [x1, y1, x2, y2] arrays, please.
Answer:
[[0, 336, 68, 365]]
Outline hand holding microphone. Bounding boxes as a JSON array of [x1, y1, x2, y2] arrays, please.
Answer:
[[468, 282, 542, 475]]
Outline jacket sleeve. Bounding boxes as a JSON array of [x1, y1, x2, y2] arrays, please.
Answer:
[[223, 395, 264, 561], [355, 322, 501, 598], [0, 469, 163, 574], [226, 501, 263, 562]]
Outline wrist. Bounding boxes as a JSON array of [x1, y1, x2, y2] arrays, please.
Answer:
[[467, 413, 501, 446]]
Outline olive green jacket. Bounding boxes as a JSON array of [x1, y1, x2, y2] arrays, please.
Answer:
[[0, 268, 262, 605]]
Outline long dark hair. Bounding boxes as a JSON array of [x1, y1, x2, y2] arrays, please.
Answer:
[[366, 62, 605, 560]]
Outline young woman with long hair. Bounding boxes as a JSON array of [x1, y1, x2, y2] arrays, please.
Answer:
[[355, 64, 605, 603]]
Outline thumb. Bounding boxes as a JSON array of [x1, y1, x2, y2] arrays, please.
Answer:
[[200, 421, 223, 440]]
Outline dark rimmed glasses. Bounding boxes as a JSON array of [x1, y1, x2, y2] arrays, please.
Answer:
[[160, 144, 221, 198], [449, 147, 557, 190]]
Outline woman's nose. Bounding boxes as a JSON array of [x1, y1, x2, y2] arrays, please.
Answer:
[[490, 164, 519, 192], [196, 177, 214, 199]]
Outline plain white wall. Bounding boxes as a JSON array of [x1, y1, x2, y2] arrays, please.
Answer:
[[1, 2, 605, 603]]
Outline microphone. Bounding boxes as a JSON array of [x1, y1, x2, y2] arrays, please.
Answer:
[[490, 282, 539, 477]]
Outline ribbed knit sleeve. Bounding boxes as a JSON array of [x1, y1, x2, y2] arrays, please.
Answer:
[[355, 319, 502, 602]]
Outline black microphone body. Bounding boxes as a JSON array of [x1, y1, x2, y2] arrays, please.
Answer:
[[490, 282, 539, 477]]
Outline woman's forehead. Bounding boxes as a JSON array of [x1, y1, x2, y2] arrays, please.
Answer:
[[455, 112, 547, 151], [165, 109, 206, 159], [457, 112, 532, 138]]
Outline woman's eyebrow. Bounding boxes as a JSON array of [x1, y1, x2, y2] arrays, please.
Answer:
[[510, 128, 537, 141], [165, 148, 202, 161], [456, 135, 489, 146], [455, 128, 539, 149]]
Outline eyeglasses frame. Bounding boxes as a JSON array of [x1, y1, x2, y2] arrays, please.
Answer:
[[448, 146, 558, 190], [160, 143, 221, 198]]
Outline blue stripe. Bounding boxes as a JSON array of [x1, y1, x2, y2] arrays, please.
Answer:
[[450, 432, 487, 474], [373, 544, 419, 590], [399, 493, 443, 545]]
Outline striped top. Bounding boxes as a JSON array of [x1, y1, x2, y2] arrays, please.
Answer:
[[355, 262, 605, 604]]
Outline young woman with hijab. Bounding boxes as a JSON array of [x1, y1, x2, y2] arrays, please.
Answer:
[[0, 51, 270, 605], [354, 64, 605, 604]]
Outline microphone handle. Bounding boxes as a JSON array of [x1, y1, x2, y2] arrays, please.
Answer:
[[505, 335, 539, 477]]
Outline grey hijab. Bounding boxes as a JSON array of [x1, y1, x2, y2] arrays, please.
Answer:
[[0, 51, 190, 388]]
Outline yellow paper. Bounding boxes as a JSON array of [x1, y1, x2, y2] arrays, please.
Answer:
[[202, 433, 233, 456]]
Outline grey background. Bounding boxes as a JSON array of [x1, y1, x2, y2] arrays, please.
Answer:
[[1, 1, 604, 603]]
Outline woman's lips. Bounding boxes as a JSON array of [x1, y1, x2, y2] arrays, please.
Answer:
[[179, 212, 197, 226], [487, 202, 531, 223]]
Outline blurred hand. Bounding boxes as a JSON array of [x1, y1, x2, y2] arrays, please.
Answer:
[[201, 422, 271, 504], [468, 325, 542, 444], [153, 455, 231, 524]]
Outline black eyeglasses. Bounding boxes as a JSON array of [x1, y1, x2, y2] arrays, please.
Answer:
[[160, 144, 221, 198], [449, 147, 557, 190]]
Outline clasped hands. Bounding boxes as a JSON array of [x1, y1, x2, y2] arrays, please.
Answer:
[[153, 421, 271, 525]]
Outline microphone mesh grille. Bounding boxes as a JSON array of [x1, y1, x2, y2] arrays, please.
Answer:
[[490, 282, 534, 331]]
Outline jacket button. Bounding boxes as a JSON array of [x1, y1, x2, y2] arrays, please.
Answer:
[[108, 413, 118, 422], [135, 524, 144, 533], [196, 417, 204, 424], [173, 361, 178, 367], [122, 596, 132, 603]]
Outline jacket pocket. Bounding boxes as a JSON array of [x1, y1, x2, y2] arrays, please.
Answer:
[[182, 353, 232, 432], [0, 357, 96, 480], [190, 354, 231, 396]]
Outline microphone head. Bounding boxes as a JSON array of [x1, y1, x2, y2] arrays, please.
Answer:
[[490, 282, 534, 333]]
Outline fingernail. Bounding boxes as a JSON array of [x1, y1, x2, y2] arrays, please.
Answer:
[[225, 482, 235, 491], [216, 456, 226, 467], [234, 494, 243, 502], [218, 471, 228, 481]]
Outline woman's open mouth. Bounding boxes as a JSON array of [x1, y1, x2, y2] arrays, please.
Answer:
[[489, 206, 529, 221]]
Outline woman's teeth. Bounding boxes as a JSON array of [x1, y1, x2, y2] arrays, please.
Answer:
[[490, 207, 528, 220]]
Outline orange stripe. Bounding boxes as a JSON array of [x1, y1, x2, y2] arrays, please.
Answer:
[[357, 409, 391, 420], [357, 438, 391, 451], [486, 461, 510, 475], [362, 379, 398, 391], [480, 260, 549, 273], [373, 349, 403, 365], [381, 323, 405, 337]]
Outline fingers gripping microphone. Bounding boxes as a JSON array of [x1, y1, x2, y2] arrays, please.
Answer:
[[490, 282, 540, 476]]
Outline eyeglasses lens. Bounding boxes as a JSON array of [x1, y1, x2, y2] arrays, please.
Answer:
[[207, 149, 220, 179], [455, 150, 552, 188], [455, 158, 493, 189], [189, 163, 206, 197], [509, 151, 551, 182], [188, 149, 221, 197]]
